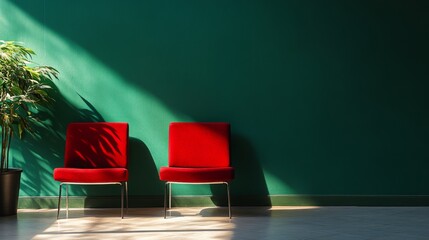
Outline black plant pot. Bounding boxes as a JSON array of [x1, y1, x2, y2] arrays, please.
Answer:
[[0, 168, 23, 216]]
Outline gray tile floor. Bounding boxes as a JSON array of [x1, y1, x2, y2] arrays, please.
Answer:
[[0, 206, 428, 240]]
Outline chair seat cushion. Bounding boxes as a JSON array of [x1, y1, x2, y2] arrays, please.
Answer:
[[159, 166, 234, 183], [53, 168, 128, 183]]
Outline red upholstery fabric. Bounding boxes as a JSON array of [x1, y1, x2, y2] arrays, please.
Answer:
[[169, 122, 230, 167], [53, 168, 128, 183], [159, 167, 234, 183], [53, 122, 129, 183], [64, 123, 129, 168], [159, 122, 234, 183]]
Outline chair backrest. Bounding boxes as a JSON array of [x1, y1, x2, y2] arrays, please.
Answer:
[[64, 122, 129, 168], [169, 122, 230, 168]]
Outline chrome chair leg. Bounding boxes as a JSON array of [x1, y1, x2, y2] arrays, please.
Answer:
[[169, 183, 172, 209], [66, 184, 69, 218], [125, 181, 129, 215], [56, 184, 62, 219], [225, 182, 232, 219], [164, 182, 168, 219], [121, 182, 124, 219]]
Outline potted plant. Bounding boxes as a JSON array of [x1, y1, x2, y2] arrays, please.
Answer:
[[0, 40, 58, 216]]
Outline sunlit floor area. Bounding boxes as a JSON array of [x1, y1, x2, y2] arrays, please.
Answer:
[[1, 206, 428, 240]]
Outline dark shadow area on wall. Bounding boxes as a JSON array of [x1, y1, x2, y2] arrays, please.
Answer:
[[127, 137, 164, 206], [211, 134, 271, 206]]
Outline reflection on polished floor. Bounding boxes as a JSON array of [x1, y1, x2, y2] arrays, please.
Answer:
[[1, 206, 428, 240]]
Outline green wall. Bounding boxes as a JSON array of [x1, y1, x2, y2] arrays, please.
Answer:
[[2, 0, 429, 204]]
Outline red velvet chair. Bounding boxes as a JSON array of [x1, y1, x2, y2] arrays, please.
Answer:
[[159, 122, 234, 218], [53, 122, 129, 219]]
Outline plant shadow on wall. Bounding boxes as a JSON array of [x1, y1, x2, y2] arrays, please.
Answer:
[[14, 87, 103, 198], [15, 84, 159, 206]]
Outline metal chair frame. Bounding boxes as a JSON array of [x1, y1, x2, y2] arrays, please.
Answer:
[[163, 181, 231, 219], [56, 181, 128, 219]]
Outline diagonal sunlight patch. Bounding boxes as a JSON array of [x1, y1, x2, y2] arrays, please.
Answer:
[[0, 0, 215, 197], [263, 172, 295, 195], [1, 0, 182, 161], [32, 208, 235, 240]]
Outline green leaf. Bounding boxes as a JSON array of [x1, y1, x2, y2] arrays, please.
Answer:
[[18, 121, 23, 138]]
